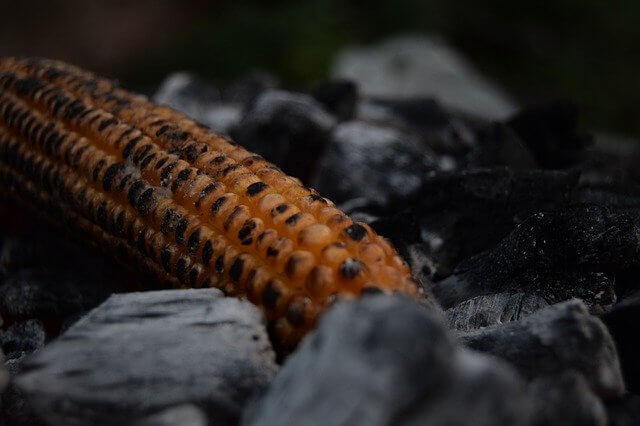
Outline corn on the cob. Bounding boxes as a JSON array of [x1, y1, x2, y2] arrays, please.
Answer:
[[0, 57, 420, 347]]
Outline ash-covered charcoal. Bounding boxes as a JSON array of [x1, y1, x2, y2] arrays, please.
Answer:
[[311, 80, 358, 121], [446, 292, 548, 332], [231, 89, 336, 182], [506, 101, 593, 169], [311, 121, 439, 205], [434, 205, 638, 311], [0, 319, 45, 360], [372, 169, 578, 281], [367, 97, 479, 157], [243, 295, 532, 426], [15, 289, 278, 426], [153, 72, 242, 135], [528, 372, 607, 426], [601, 292, 640, 393], [459, 300, 625, 400], [466, 122, 537, 169]]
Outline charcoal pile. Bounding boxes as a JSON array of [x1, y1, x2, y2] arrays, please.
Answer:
[[2, 38, 640, 425]]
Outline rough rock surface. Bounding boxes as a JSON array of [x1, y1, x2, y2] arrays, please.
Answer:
[[133, 404, 208, 426], [434, 205, 638, 312], [446, 292, 548, 332], [459, 300, 624, 399], [15, 289, 278, 426], [243, 295, 532, 426], [312, 121, 438, 205]]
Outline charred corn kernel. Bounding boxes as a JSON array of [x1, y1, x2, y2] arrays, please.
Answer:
[[0, 57, 421, 349]]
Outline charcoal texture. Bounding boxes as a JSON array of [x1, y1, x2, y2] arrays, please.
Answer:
[[243, 295, 532, 426], [15, 289, 278, 426], [459, 300, 624, 399]]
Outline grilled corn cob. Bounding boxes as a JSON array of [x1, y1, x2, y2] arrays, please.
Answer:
[[0, 57, 420, 347]]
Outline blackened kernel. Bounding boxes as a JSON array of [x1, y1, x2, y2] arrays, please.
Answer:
[[340, 258, 364, 279], [176, 257, 188, 281], [132, 144, 153, 164], [102, 163, 123, 191], [215, 255, 224, 274], [272, 203, 289, 216], [122, 135, 143, 158], [224, 206, 243, 231], [136, 188, 155, 216], [246, 181, 268, 196], [189, 267, 200, 287], [127, 180, 145, 206], [221, 163, 240, 177], [187, 228, 201, 255], [196, 183, 218, 208], [161, 209, 181, 234], [202, 240, 214, 264], [98, 118, 117, 131], [160, 162, 177, 185], [238, 219, 257, 241], [345, 223, 367, 241], [286, 301, 305, 326], [154, 157, 168, 170], [161, 247, 172, 272], [361, 286, 383, 295], [170, 168, 191, 191], [266, 246, 278, 257], [175, 218, 189, 244], [285, 212, 302, 225], [92, 159, 106, 182], [211, 155, 226, 165], [211, 196, 228, 215], [229, 256, 245, 283], [262, 281, 281, 310], [139, 153, 156, 169]]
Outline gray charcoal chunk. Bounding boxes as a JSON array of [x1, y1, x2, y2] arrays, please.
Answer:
[[459, 299, 624, 399], [15, 289, 278, 426], [133, 404, 208, 426], [243, 295, 532, 426]]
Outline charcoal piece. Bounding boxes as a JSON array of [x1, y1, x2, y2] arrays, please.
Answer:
[[312, 80, 357, 121], [0, 268, 113, 322], [607, 394, 640, 426], [372, 169, 578, 280], [243, 295, 532, 426], [434, 205, 637, 311], [507, 101, 592, 169], [231, 90, 335, 181], [601, 292, 640, 393], [459, 300, 624, 399], [446, 292, 548, 332], [370, 97, 478, 156], [134, 404, 208, 426], [528, 372, 607, 426], [2, 356, 44, 426], [222, 71, 280, 106], [466, 122, 537, 169], [0, 319, 45, 360], [311, 121, 438, 205], [153, 72, 221, 117], [15, 289, 278, 426]]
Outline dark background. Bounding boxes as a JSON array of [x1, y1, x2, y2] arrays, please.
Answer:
[[2, 1, 638, 136]]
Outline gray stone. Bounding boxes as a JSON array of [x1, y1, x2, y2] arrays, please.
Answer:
[[528, 372, 607, 426], [243, 295, 532, 426], [311, 121, 438, 205], [15, 289, 278, 426], [134, 404, 208, 426], [459, 300, 624, 399], [331, 36, 518, 120], [446, 292, 548, 332]]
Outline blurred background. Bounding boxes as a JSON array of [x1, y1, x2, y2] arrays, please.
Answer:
[[1, 0, 639, 136]]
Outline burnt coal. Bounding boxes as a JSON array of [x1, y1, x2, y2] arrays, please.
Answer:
[[243, 295, 532, 426], [607, 394, 640, 426], [372, 169, 578, 281], [459, 300, 624, 400], [14, 289, 278, 426], [231, 90, 335, 182], [0, 320, 45, 360], [311, 121, 438, 205], [434, 205, 638, 312], [466, 122, 537, 169]]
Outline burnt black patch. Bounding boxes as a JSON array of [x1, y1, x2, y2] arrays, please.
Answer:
[[266, 246, 279, 257], [285, 213, 302, 226], [215, 255, 224, 274], [189, 267, 200, 287], [102, 163, 124, 191], [127, 180, 145, 206], [122, 135, 143, 158], [308, 193, 327, 203], [229, 256, 245, 282], [187, 228, 201, 255], [246, 181, 268, 196], [155, 125, 171, 137], [211, 155, 226, 165], [286, 302, 305, 326], [221, 163, 240, 177], [224, 206, 244, 231], [92, 159, 106, 182], [262, 281, 281, 310], [361, 286, 383, 295], [161, 209, 181, 234], [176, 257, 188, 281], [160, 162, 177, 185], [136, 188, 155, 216], [182, 144, 198, 162], [340, 258, 364, 279], [272, 203, 289, 216], [202, 239, 214, 264], [196, 183, 219, 208], [175, 218, 189, 244], [238, 219, 257, 241], [154, 157, 168, 170], [98, 118, 117, 131], [161, 247, 172, 272], [171, 168, 192, 192], [139, 153, 156, 169], [132, 144, 153, 165], [211, 195, 229, 215], [96, 201, 108, 226], [345, 223, 367, 241]]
